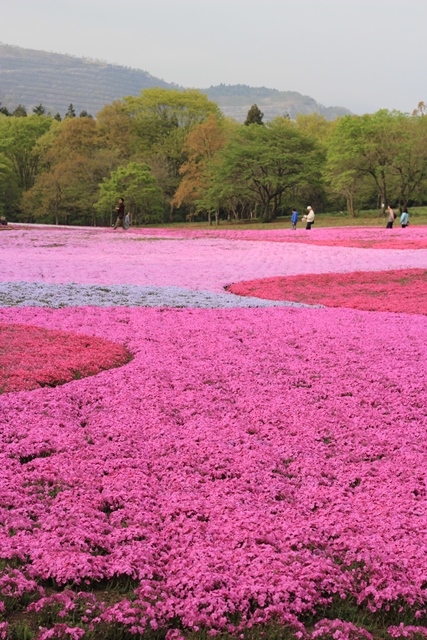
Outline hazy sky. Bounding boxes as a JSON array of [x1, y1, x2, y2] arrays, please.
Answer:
[[1, 0, 426, 114]]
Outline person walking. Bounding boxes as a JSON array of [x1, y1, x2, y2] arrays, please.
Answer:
[[305, 206, 315, 230], [124, 211, 131, 230], [291, 208, 298, 230], [386, 205, 395, 229], [400, 207, 409, 228], [113, 198, 125, 230]]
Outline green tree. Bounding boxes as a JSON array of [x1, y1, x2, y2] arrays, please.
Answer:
[[295, 113, 336, 144], [13, 104, 27, 117], [325, 110, 427, 213], [0, 115, 53, 191], [244, 104, 264, 126], [0, 154, 20, 217], [122, 88, 222, 220], [95, 162, 163, 225], [123, 88, 221, 148], [202, 118, 323, 222], [33, 104, 47, 116], [23, 117, 119, 225], [64, 103, 76, 119], [96, 101, 136, 160], [387, 114, 427, 206]]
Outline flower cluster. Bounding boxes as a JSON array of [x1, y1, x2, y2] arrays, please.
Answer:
[[0, 323, 131, 393], [227, 269, 427, 314], [0, 281, 305, 309]]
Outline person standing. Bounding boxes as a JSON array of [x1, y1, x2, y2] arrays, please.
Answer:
[[124, 211, 131, 230], [305, 206, 315, 230], [386, 205, 395, 229], [291, 208, 298, 230], [113, 198, 125, 230], [400, 207, 409, 228]]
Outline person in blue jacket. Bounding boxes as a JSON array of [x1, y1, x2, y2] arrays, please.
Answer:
[[400, 207, 409, 228], [291, 208, 298, 230]]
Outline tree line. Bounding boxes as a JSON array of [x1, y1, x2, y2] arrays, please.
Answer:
[[1, 89, 426, 226]]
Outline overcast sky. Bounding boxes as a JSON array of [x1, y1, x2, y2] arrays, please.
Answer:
[[1, 0, 426, 114]]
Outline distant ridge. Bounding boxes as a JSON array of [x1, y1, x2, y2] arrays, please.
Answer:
[[0, 43, 351, 120], [0, 43, 174, 116], [204, 84, 352, 121]]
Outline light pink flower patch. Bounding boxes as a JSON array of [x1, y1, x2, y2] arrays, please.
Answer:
[[123, 225, 427, 250], [228, 269, 427, 314], [0, 323, 131, 393], [3, 227, 427, 292]]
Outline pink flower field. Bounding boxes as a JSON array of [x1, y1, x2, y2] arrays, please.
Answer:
[[131, 225, 427, 251], [1, 225, 427, 640]]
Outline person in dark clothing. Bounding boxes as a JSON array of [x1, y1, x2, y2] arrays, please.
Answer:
[[113, 198, 125, 230]]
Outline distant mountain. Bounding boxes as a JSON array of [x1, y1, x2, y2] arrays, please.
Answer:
[[0, 43, 174, 116], [0, 43, 351, 121], [204, 84, 352, 121]]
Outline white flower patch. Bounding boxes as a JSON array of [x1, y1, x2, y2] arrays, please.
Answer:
[[0, 281, 321, 309]]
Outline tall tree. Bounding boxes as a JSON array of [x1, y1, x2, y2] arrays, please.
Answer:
[[13, 104, 27, 117], [412, 101, 427, 116], [0, 115, 53, 191], [0, 154, 20, 216], [244, 104, 264, 126], [325, 110, 427, 212], [33, 104, 47, 116], [202, 118, 323, 222], [94, 162, 163, 225], [171, 114, 227, 222], [122, 88, 222, 220], [64, 104, 76, 119], [23, 117, 119, 225], [96, 101, 136, 160]]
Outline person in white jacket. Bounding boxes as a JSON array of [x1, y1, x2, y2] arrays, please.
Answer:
[[305, 206, 315, 230]]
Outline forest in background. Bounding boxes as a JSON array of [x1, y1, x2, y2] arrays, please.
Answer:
[[1, 89, 427, 227]]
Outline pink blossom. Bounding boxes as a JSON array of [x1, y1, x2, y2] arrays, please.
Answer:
[[0, 323, 131, 393], [228, 269, 427, 314]]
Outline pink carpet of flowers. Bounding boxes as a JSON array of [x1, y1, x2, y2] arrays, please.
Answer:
[[228, 269, 427, 314], [0, 323, 131, 393], [131, 225, 427, 251], [1, 224, 427, 639], [3, 226, 427, 292]]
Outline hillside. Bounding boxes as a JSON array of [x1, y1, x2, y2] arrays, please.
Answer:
[[204, 84, 351, 121], [0, 43, 174, 116], [0, 43, 351, 120]]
